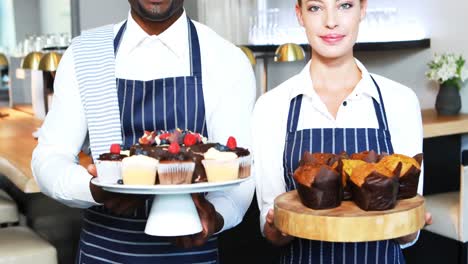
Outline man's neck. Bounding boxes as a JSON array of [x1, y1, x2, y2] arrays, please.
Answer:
[[130, 8, 184, 36]]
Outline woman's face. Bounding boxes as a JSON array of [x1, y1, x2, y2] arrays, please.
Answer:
[[296, 0, 367, 60]]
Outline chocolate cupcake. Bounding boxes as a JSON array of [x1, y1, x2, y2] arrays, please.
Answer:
[[294, 163, 343, 210], [96, 144, 128, 184], [349, 162, 401, 211], [379, 153, 423, 199]]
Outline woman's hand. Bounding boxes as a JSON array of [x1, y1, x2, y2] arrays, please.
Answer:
[[88, 164, 148, 216], [396, 212, 432, 244], [171, 194, 223, 248], [264, 209, 294, 247]]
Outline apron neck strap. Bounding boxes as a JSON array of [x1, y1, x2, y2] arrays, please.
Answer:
[[286, 75, 390, 133], [370, 75, 390, 131], [113, 17, 202, 79]]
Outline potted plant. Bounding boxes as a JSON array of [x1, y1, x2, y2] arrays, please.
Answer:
[[426, 53, 468, 115]]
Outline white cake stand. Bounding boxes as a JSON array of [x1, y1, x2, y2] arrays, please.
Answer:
[[91, 178, 249, 237]]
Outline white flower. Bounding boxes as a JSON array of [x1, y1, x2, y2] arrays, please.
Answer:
[[462, 68, 468, 82], [427, 53, 467, 87]]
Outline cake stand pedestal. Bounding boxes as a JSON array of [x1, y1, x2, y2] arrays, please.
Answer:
[[91, 178, 249, 237]]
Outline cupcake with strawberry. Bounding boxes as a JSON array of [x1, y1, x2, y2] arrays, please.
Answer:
[[156, 142, 196, 185], [96, 144, 128, 184], [131, 130, 198, 185], [225, 137, 251, 179]]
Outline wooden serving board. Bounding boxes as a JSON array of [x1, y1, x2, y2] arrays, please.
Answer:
[[274, 190, 425, 242]]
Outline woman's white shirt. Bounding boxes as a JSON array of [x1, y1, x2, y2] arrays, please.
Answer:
[[252, 59, 423, 246]]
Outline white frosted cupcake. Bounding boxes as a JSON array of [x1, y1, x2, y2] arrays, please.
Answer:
[[225, 137, 251, 179], [96, 144, 127, 184], [202, 147, 239, 182], [121, 155, 159, 185]]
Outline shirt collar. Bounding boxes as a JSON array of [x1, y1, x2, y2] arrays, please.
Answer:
[[290, 58, 380, 102], [120, 10, 189, 59]]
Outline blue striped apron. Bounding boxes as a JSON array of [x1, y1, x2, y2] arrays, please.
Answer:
[[281, 76, 406, 264], [77, 18, 218, 264]]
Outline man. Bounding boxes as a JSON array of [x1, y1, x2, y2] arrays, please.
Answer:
[[31, 0, 255, 263]]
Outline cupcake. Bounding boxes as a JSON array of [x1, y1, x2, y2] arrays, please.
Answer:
[[96, 144, 127, 184], [379, 153, 423, 199], [121, 155, 159, 185], [157, 142, 195, 185], [226, 137, 251, 179], [349, 162, 400, 211], [202, 147, 239, 182]]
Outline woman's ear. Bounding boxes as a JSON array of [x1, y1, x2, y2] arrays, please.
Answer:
[[296, 3, 305, 27], [360, 0, 368, 21]]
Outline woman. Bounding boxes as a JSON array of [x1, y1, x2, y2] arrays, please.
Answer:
[[252, 0, 431, 263]]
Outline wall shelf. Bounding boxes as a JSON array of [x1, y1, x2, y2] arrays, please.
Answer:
[[244, 38, 431, 53]]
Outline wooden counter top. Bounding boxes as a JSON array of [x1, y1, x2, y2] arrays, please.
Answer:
[[0, 107, 42, 193], [1, 107, 467, 193], [0, 107, 91, 193], [422, 109, 468, 138]]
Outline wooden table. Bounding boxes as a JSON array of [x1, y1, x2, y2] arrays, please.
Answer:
[[0, 107, 91, 193], [422, 109, 468, 138]]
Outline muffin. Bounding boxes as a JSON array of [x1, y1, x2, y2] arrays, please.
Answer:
[[350, 150, 382, 163], [349, 162, 400, 211], [299, 152, 338, 166], [121, 155, 159, 185], [95, 144, 128, 184], [333, 159, 367, 200], [293, 163, 343, 210], [379, 153, 423, 199]]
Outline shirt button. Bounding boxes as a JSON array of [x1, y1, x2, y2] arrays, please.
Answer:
[[343, 101, 348, 106]]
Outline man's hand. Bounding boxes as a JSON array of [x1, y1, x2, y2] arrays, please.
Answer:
[[88, 164, 148, 216], [396, 212, 433, 244], [171, 194, 223, 248], [264, 209, 294, 247]]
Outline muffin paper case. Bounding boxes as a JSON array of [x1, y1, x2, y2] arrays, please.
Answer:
[[238, 155, 252, 179], [158, 161, 195, 185], [122, 155, 159, 185], [96, 160, 122, 184]]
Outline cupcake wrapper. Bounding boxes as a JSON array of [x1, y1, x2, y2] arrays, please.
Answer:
[[158, 162, 195, 185], [96, 160, 122, 184], [202, 159, 240, 183], [238, 155, 252, 179]]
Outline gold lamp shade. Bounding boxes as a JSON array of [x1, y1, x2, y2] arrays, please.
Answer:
[[21, 52, 44, 70], [239, 46, 257, 65], [39, 52, 62, 72], [274, 43, 305, 62], [0, 53, 8, 67]]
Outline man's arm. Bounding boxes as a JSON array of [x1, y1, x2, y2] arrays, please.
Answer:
[[31, 45, 98, 208], [204, 46, 257, 232]]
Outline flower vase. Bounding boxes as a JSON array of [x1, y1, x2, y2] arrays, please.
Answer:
[[435, 83, 462, 116]]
